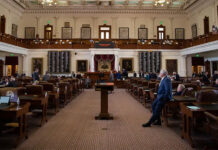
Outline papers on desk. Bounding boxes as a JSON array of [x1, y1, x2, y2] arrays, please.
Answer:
[[187, 106, 200, 110]]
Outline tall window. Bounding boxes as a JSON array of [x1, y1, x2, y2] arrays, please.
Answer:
[[157, 25, 165, 40], [44, 24, 53, 40], [99, 24, 111, 40]]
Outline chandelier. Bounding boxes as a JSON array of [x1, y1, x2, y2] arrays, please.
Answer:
[[40, 0, 57, 6], [154, 0, 170, 7]]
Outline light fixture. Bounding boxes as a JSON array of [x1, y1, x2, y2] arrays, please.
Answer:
[[154, 0, 171, 7], [40, 0, 57, 7]]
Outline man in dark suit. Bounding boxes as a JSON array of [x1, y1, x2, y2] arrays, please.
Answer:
[[32, 68, 40, 81], [173, 72, 180, 81], [142, 69, 172, 127]]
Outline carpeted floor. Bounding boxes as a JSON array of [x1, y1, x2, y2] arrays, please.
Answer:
[[17, 89, 193, 150]]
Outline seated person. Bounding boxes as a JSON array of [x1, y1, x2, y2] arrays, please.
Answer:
[[202, 72, 210, 83], [212, 70, 218, 81], [43, 71, 50, 81], [192, 72, 197, 78], [174, 84, 185, 96], [85, 76, 91, 88], [133, 71, 137, 78], [214, 79, 218, 88], [173, 72, 180, 81], [7, 76, 16, 87]]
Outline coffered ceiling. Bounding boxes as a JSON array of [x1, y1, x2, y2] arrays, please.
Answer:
[[14, 0, 199, 10]]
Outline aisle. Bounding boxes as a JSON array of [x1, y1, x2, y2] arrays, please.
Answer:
[[17, 89, 192, 150]]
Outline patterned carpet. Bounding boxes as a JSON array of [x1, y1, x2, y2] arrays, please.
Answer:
[[17, 89, 193, 150]]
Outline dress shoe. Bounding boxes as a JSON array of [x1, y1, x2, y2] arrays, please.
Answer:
[[142, 123, 151, 127], [153, 121, 161, 126]]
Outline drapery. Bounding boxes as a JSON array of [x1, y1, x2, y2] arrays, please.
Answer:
[[94, 55, 115, 72], [139, 51, 161, 73]]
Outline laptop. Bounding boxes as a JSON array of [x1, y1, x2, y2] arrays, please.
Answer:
[[0, 96, 10, 109]]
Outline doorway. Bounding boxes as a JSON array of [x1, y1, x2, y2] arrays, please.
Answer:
[[44, 24, 53, 40], [0, 15, 6, 34], [204, 16, 209, 35], [166, 59, 177, 75], [99, 24, 111, 40], [157, 25, 166, 40]]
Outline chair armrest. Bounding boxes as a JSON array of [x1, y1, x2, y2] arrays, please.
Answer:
[[204, 112, 218, 121]]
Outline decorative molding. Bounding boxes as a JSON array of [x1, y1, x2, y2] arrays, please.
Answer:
[[0, 42, 28, 55], [180, 40, 218, 56], [24, 8, 187, 15]]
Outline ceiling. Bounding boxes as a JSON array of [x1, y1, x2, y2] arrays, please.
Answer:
[[14, 0, 199, 10]]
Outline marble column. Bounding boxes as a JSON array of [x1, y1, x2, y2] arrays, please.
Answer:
[[36, 16, 41, 38], [90, 54, 95, 72], [22, 54, 28, 75], [151, 17, 156, 38], [92, 17, 97, 39], [132, 17, 136, 39], [170, 17, 174, 39], [73, 17, 77, 38], [112, 17, 118, 39], [54, 17, 59, 38], [180, 55, 187, 77]]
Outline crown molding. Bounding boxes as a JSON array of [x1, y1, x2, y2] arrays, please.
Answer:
[[23, 7, 187, 15]]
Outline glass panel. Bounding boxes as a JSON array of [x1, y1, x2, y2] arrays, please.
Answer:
[[100, 27, 110, 31], [106, 32, 109, 39], [46, 27, 52, 31], [101, 32, 104, 39], [158, 27, 164, 31]]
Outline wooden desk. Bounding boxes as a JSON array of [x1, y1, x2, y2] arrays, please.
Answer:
[[0, 103, 30, 147], [180, 102, 218, 147], [162, 96, 196, 126], [85, 72, 110, 86], [19, 95, 48, 126], [95, 83, 114, 120]]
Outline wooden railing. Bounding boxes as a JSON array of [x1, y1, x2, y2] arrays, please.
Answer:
[[0, 33, 218, 50]]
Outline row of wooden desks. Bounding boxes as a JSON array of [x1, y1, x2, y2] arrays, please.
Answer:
[[19, 95, 48, 126], [0, 103, 30, 147], [180, 102, 218, 147]]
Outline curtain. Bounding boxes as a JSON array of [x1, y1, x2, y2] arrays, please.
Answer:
[[94, 55, 115, 72]]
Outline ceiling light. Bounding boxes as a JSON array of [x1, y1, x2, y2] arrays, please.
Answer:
[[154, 0, 171, 7]]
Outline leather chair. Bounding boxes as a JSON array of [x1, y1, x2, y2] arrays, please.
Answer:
[[26, 85, 44, 96], [196, 90, 218, 103], [59, 82, 71, 105]]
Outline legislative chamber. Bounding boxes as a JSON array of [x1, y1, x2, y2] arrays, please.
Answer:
[[0, 0, 218, 149]]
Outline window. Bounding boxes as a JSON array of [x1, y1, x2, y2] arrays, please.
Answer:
[[99, 24, 111, 40], [157, 25, 166, 40]]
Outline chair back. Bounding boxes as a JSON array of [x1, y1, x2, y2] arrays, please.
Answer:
[[26, 85, 44, 96], [196, 90, 218, 102], [41, 83, 54, 92]]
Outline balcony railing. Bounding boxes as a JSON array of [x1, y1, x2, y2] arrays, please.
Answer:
[[0, 33, 218, 50]]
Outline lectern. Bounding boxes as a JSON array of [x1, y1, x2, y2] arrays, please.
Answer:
[[95, 83, 114, 120]]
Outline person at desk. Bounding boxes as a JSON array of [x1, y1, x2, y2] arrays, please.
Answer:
[[213, 79, 218, 88], [7, 76, 16, 87], [202, 72, 210, 84], [109, 70, 114, 82], [133, 71, 137, 78], [212, 71, 218, 81], [98, 71, 104, 83], [172, 72, 180, 81], [142, 69, 172, 127], [43, 71, 50, 81], [85, 76, 91, 88], [174, 84, 185, 96], [32, 68, 40, 81]]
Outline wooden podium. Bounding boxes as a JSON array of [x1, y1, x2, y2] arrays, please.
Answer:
[[95, 83, 114, 120]]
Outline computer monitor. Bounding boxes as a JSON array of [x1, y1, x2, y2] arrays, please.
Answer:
[[0, 96, 10, 105]]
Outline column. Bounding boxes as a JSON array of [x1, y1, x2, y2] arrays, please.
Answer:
[[170, 17, 174, 39], [180, 55, 187, 77], [112, 17, 117, 39], [132, 17, 136, 39], [151, 17, 156, 38], [73, 17, 77, 38], [92, 17, 97, 39], [54, 17, 59, 38], [115, 54, 119, 71], [90, 54, 95, 72], [213, 0, 218, 26]]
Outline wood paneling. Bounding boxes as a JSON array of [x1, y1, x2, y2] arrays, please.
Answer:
[[166, 59, 177, 75]]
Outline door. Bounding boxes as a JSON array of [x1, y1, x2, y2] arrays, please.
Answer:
[[157, 25, 166, 40], [0, 15, 6, 34], [99, 24, 111, 40], [44, 24, 53, 40], [204, 16, 209, 35], [166, 59, 177, 75]]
